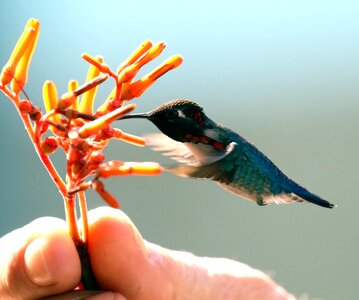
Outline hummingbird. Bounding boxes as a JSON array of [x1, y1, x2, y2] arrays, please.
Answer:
[[120, 99, 335, 208]]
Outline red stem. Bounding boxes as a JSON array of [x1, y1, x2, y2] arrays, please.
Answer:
[[78, 191, 89, 244], [1, 85, 79, 242]]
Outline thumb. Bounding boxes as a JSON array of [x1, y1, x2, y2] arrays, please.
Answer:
[[87, 207, 173, 299], [0, 217, 81, 299]]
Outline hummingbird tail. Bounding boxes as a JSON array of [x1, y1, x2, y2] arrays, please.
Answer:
[[288, 183, 336, 209]]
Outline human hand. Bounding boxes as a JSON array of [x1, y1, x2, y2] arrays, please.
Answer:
[[0, 207, 296, 300]]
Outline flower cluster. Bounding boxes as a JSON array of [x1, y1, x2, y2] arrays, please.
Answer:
[[0, 18, 182, 206], [0, 18, 183, 288]]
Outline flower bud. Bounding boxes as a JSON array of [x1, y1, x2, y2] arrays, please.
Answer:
[[18, 99, 32, 113], [40, 136, 58, 155], [29, 106, 42, 121]]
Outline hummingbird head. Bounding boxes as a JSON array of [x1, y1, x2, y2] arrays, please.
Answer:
[[121, 99, 209, 143]]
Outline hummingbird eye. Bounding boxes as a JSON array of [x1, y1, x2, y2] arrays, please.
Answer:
[[167, 109, 185, 118]]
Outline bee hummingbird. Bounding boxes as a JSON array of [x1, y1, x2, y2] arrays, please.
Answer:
[[120, 99, 335, 208]]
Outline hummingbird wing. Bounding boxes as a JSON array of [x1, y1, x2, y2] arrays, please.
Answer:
[[168, 142, 241, 181], [144, 133, 198, 165], [144, 133, 228, 166]]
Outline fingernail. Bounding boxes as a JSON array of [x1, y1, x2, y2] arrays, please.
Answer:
[[24, 237, 55, 286]]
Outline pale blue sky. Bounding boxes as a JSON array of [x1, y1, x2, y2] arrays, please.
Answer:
[[1, 2, 358, 299]]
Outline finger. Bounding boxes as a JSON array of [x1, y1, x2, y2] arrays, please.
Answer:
[[87, 207, 172, 299], [87, 207, 295, 300], [0, 217, 81, 299]]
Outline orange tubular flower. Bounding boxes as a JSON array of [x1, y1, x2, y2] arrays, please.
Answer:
[[0, 20, 39, 86], [116, 39, 153, 73], [67, 80, 79, 109], [57, 91, 77, 110], [117, 42, 167, 85], [112, 128, 146, 146], [78, 104, 136, 138], [57, 75, 109, 119], [43, 80, 58, 112], [96, 40, 183, 116], [121, 55, 183, 100], [92, 181, 120, 208], [79, 55, 104, 114], [98, 161, 163, 178], [42, 80, 64, 136], [102, 40, 153, 108], [81, 53, 112, 75], [10, 19, 40, 94], [116, 42, 167, 88]]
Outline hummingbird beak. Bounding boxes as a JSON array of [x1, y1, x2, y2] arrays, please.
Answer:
[[118, 112, 150, 120]]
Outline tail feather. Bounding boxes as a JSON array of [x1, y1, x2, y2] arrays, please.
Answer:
[[287, 181, 335, 209]]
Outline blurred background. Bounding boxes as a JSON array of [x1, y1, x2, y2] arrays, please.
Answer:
[[0, 1, 358, 299]]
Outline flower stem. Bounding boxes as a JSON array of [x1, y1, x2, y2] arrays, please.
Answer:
[[78, 191, 89, 244], [1, 85, 98, 288], [63, 195, 81, 242]]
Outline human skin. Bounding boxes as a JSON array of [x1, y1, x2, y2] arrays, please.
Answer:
[[0, 207, 296, 300]]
